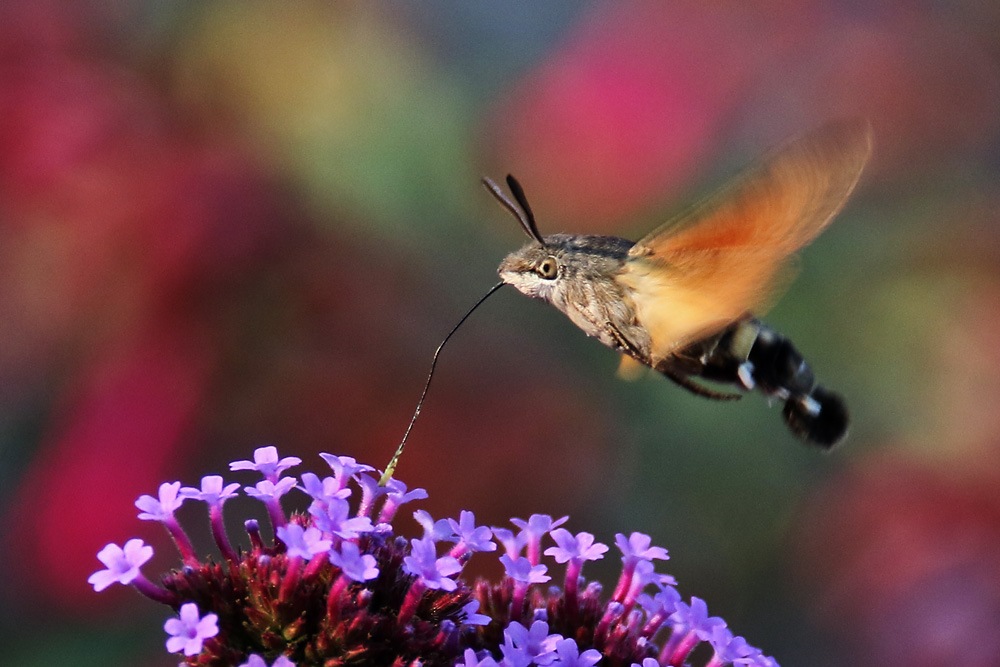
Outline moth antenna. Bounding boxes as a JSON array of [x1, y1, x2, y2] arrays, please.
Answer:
[[379, 281, 506, 486], [504, 174, 544, 242], [482, 175, 545, 245]]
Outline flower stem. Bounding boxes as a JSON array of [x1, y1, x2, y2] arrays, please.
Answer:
[[303, 552, 328, 580], [564, 559, 582, 620], [209, 504, 238, 563], [326, 574, 350, 619], [163, 517, 199, 567], [132, 574, 178, 606], [246, 520, 264, 551], [665, 629, 699, 667], [398, 580, 426, 626], [279, 556, 302, 603], [593, 601, 623, 650], [611, 559, 636, 603], [266, 498, 287, 531]]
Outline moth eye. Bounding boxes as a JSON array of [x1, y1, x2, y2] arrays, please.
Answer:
[[537, 257, 558, 279]]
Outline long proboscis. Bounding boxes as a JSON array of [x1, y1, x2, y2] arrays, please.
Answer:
[[379, 281, 506, 486]]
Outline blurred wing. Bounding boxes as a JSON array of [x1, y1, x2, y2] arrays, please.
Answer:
[[619, 119, 872, 362], [616, 354, 647, 380]]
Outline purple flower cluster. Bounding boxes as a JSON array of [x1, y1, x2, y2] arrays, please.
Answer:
[[89, 447, 780, 667]]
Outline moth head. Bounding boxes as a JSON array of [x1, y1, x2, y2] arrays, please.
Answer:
[[498, 243, 563, 300], [484, 174, 563, 301]]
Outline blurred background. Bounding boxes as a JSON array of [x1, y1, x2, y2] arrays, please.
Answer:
[[2, 1, 999, 665]]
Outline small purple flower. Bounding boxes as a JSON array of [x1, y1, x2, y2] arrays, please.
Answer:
[[299, 472, 352, 507], [135, 480, 198, 565], [551, 637, 602, 667], [612, 533, 670, 604], [632, 659, 660, 667], [457, 647, 501, 667], [460, 599, 491, 626], [501, 648, 533, 667], [670, 597, 727, 638], [329, 541, 379, 582], [354, 472, 389, 518], [245, 477, 298, 503], [136, 481, 185, 521], [246, 477, 299, 531], [502, 620, 562, 666], [319, 453, 374, 489], [414, 509, 457, 542], [88, 539, 153, 591], [624, 560, 659, 601], [388, 481, 429, 506], [615, 533, 669, 562], [448, 510, 496, 557], [545, 528, 609, 614], [230, 445, 302, 481], [276, 524, 332, 560], [309, 497, 374, 539], [500, 554, 551, 585], [180, 474, 241, 563], [239, 656, 296, 667], [650, 571, 678, 588], [544, 529, 608, 563], [164, 602, 218, 656], [493, 527, 527, 559], [181, 475, 240, 505], [403, 537, 462, 591], [512, 514, 568, 564], [705, 626, 757, 667], [378, 478, 429, 523], [511, 514, 569, 539], [638, 582, 682, 632]]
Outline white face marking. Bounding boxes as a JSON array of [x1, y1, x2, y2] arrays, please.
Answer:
[[499, 268, 557, 302]]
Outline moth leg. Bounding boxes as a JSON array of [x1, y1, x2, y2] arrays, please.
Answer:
[[658, 365, 744, 401], [606, 321, 742, 400], [605, 322, 646, 362]]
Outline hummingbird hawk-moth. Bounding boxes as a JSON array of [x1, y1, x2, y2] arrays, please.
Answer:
[[379, 119, 870, 484], [488, 119, 872, 448]]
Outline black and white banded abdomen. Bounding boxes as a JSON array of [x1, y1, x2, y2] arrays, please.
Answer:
[[673, 318, 849, 448]]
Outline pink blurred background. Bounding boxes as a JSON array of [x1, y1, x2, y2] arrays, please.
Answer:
[[2, 1, 999, 665]]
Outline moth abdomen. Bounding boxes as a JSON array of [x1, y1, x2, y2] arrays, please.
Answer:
[[671, 319, 848, 448], [782, 385, 848, 448], [745, 323, 848, 448], [746, 327, 815, 396]]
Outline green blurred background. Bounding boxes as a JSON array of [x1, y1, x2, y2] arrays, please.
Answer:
[[2, 1, 999, 665]]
